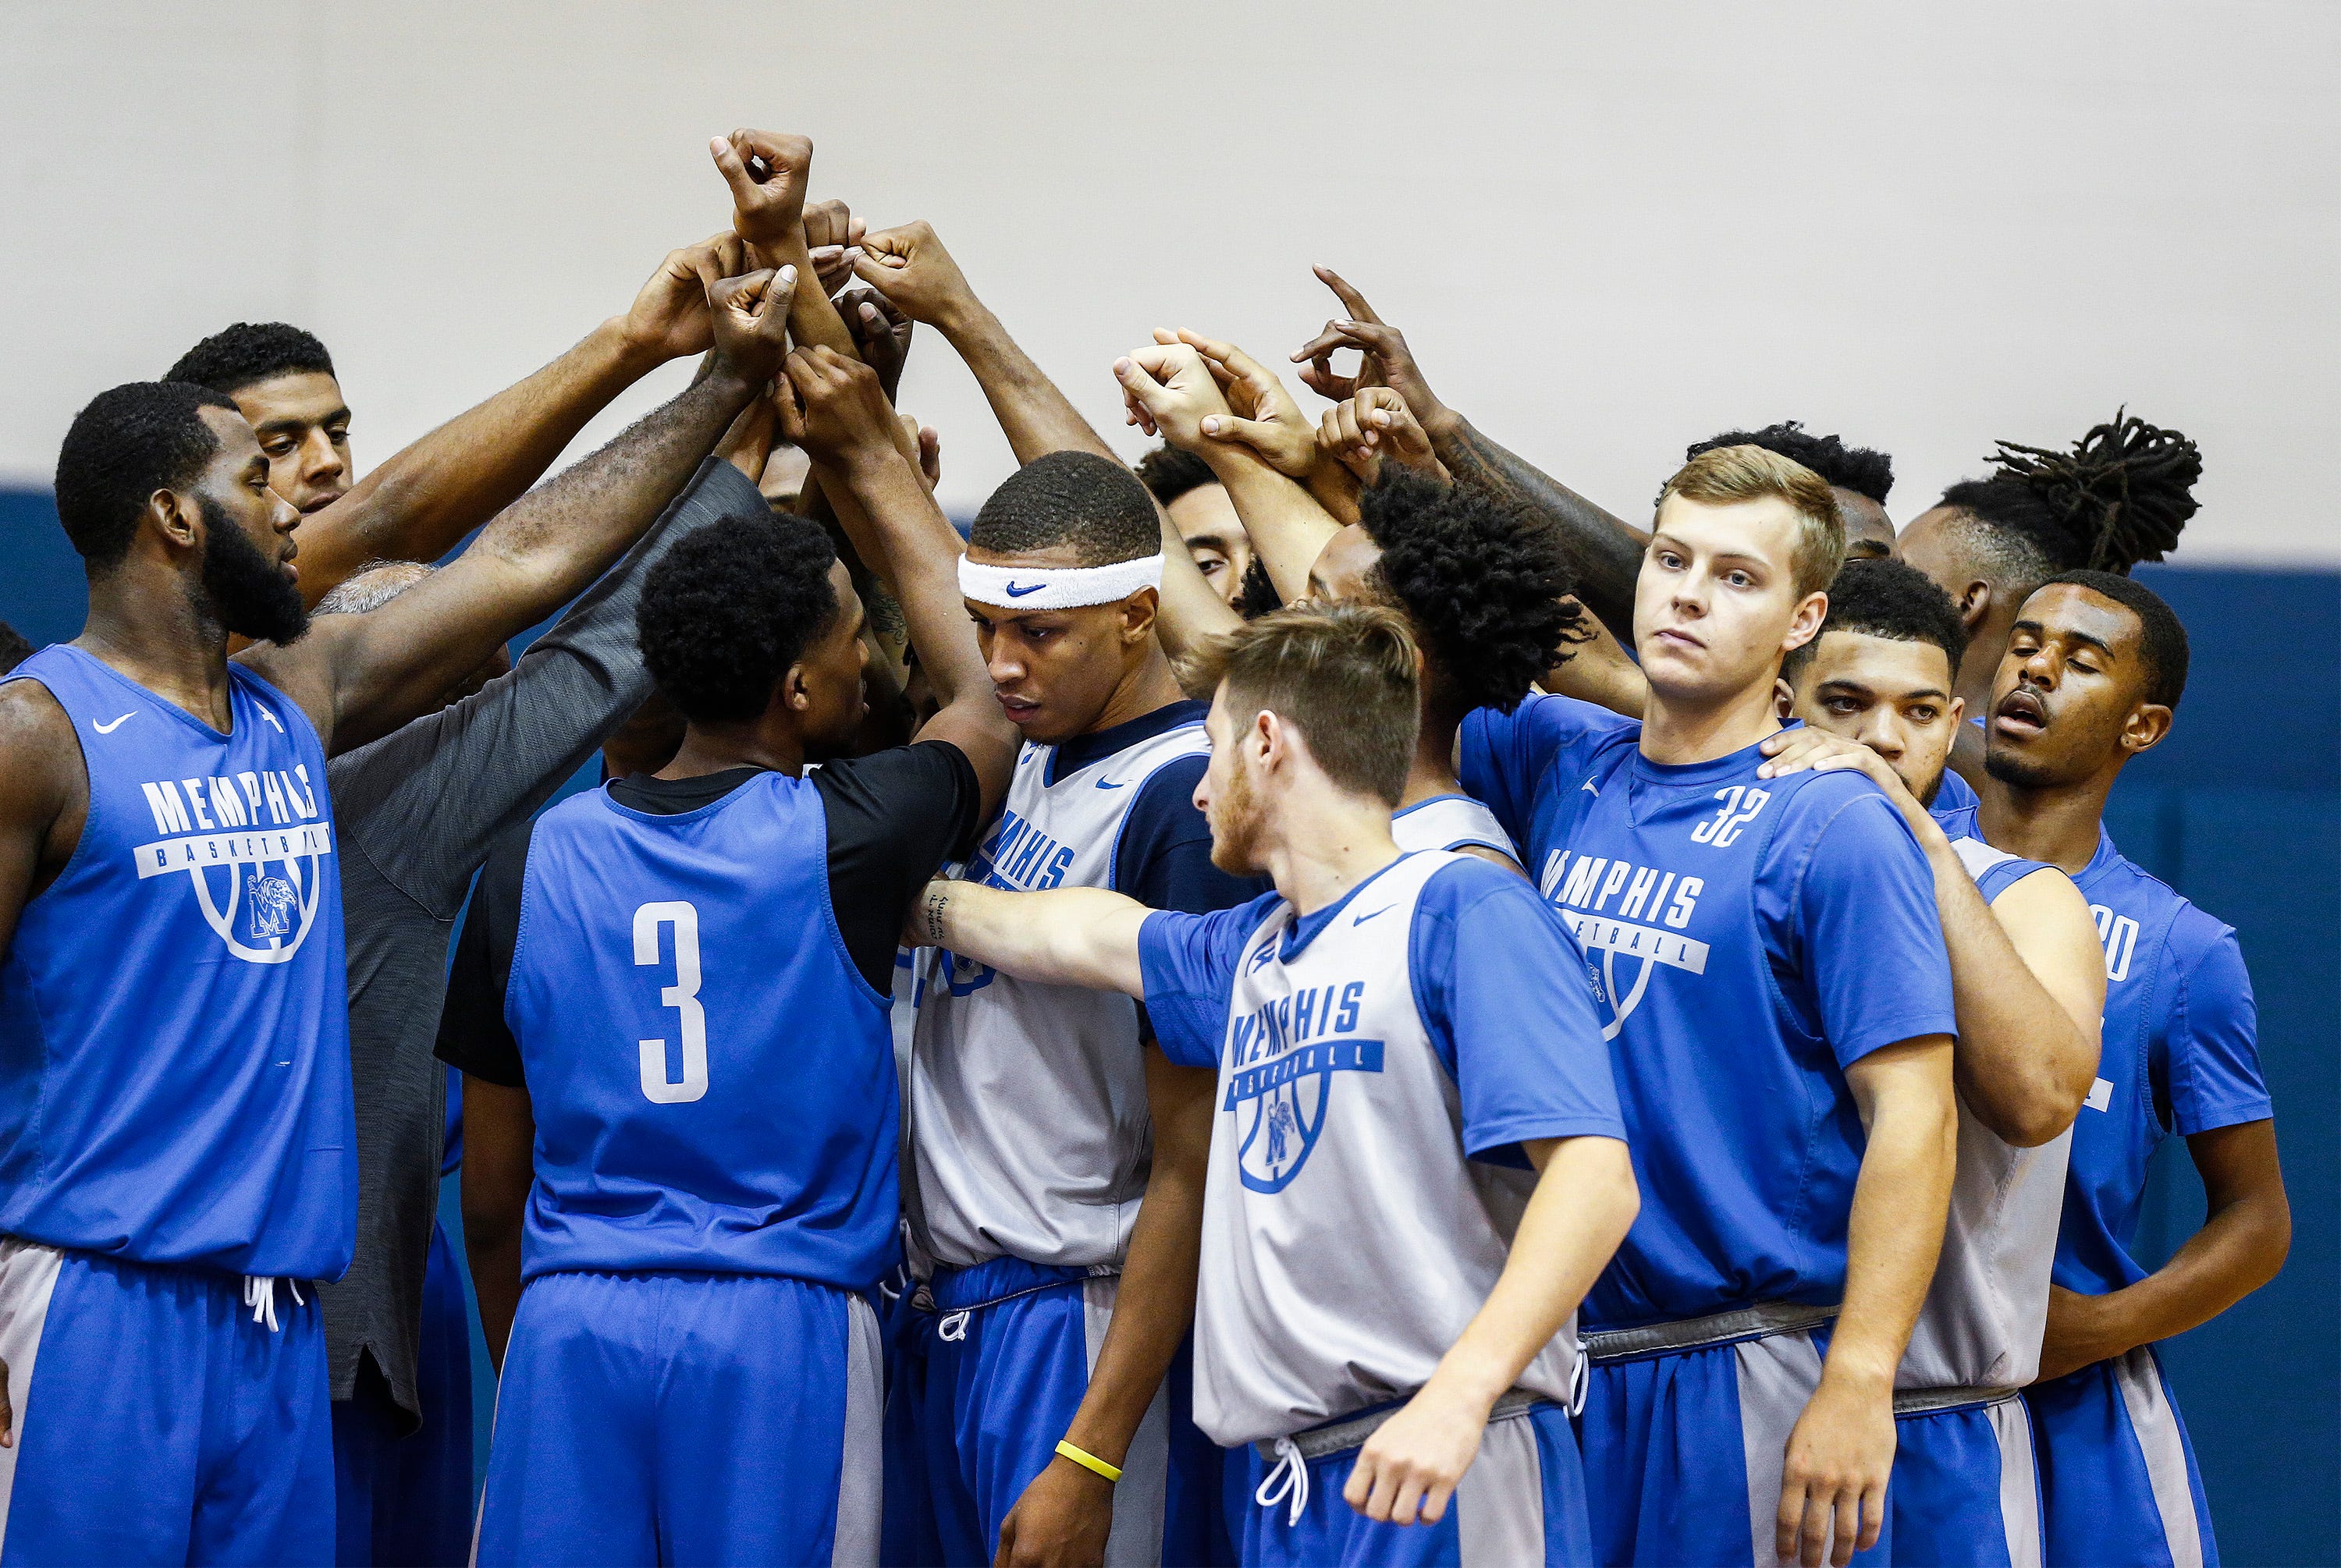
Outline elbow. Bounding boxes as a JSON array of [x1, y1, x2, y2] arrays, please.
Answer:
[[1597, 1141, 1641, 1248], [1981, 1087, 2080, 1151]]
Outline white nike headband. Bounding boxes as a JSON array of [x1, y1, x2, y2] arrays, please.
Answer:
[[957, 553, 1164, 610]]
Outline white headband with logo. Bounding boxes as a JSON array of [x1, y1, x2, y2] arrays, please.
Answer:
[[957, 553, 1165, 610]]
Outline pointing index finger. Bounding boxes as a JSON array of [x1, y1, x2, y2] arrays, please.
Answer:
[[1313, 264, 1382, 326]]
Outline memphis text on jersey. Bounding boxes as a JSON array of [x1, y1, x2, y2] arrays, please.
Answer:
[[132, 765, 333, 964]]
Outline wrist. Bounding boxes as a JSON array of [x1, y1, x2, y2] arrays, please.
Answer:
[[599, 315, 666, 382], [1815, 1346, 1898, 1399], [1421, 1345, 1512, 1416], [935, 299, 1000, 348], [1418, 403, 1465, 446]]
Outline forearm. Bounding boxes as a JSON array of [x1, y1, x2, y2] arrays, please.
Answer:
[[1202, 446, 1341, 605], [2085, 1190, 2289, 1357], [300, 318, 657, 605], [1927, 839, 2095, 1146], [1540, 612, 1648, 718], [1426, 1137, 1636, 1410], [829, 449, 989, 708], [1827, 1070, 1957, 1389], [748, 229, 858, 357], [916, 881, 1148, 996], [1431, 413, 1647, 635], [943, 306, 1119, 464]]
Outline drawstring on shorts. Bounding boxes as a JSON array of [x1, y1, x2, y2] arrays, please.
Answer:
[[243, 1275, 304, 1332], [1255, 1435, 1308, 1527]]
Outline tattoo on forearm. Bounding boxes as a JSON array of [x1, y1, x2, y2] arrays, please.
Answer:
[[1436, 418, 1648, 631], [922, 885, 949, 945]]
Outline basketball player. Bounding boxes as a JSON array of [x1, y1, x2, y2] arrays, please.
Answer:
[[1135, 445, 1280, 617], [1938, 573, 2287, 1568], [1458, 445, 1960, 1568], [166, 231, 756, 610], [1757, 559, 2108, 1566], [911, 604, 1639, 1566], [0, 259, 794, 1564], [435, 344, 1017, 1565]]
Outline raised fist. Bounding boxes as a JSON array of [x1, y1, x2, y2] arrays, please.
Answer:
[[849, 222, 979, 332], [704, 264, 798, 385], [777, 346, 900, 469], [710, 129, 815, 251]]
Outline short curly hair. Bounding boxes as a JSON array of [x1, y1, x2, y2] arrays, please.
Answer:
[[1134, 444, 1217, 508], [1784, 557, 1967, 683], [1354, 470, 1586, 715], [1687, 421, 1893, 504], [166, 323, 336, 396], [637, 509, 840, 725], [972, 450, 1159, 566], [54, 381, 240, 571]]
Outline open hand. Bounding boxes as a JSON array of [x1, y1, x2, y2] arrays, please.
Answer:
[[994, 1453, 1114, 1567], [620, 232, 749, 365], [1112, 343, 1233, 452], [1756, 727, 1931, 825], [777, 346, 900, 470], [1342, 1383, 1486, 1527], [851, 221, 979, 332], [702, 264, 798, 385], [710, 129, 815, 253], [1776, 1374, 1894, 1566], [1293, 267, 1448, 432], [1150, 329, 1316, 477], [2034, 1285, 2119, 1384]]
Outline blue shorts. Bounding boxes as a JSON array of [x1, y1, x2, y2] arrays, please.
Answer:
[[1234, 1398, 1590, 1566], [330, 1217, 474, 1567], [1891, 1393, 2042, 1567], [897, 1257, 1224, 1566], [2026, 1347, 2218, 1568], [0, 1239, 333, 1566], [476, 1270, 881, 1567], [1578, 1321, 1888, 1568]]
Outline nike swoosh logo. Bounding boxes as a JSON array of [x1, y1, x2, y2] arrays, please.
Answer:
[[1003, 583, 1046, 598], [1352, 905, 1395, 925], [93, 711, 136, 734], [258, 709, 286, 733], [1095, 779, 1128, 790], [1581, 779, 1600, 795]]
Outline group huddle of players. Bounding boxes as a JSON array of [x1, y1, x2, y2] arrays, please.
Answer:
[[0, 128, 2289, 1568]]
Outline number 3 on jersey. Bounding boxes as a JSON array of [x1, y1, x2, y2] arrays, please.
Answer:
[[634, 900, 708, 1103]]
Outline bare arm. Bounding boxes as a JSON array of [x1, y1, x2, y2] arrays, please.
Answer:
[[848, 222, 1118, 464], [2036, 1119, 2290, 1382], [910, 879, 1149, 999], [459, 1073, 535, 1374], [250, 266, 797, 754], [1345, 1135, 1638, 1527], [1754, 730, 2103, 1145], [1779, 1037, 1957, 1568], [293, 235, 748, 606], [710, 130, 861, 359], [998, 1049, 1216, 1565], [1540, 602, 1648, 717]]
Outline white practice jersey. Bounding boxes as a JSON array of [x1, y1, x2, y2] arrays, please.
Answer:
[[1390, 793, 1518, 861], [1899, 833, 2076, 1390], [908, 722, 1210, 1271], [1166, 852, 1612, 1446]]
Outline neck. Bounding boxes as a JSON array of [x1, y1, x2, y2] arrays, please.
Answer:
[[1083, 640, 1188, 736], [1954, 613, 2014, 717], [1639, 669, 1783, 764], [1975, 760, 2119, 875], [658, 721, 806, 781], [1262, 789, 1403, 916], [75, 573, 235, 730], [1398, 702, 1464, 807]]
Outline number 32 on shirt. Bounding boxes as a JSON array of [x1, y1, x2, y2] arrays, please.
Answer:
[[634, 900, 708, 1104]]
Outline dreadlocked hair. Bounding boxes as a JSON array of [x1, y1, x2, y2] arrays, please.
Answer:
[[1970, 410, 2202, 576], [1355, 468, 1590, 716]]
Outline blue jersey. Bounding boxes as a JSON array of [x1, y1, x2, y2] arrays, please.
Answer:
[[1462, 693, 1956, 1328], [0, 646, 355, 1279], [502, 775, 899, 1289], [1931, 765, 1980, 814], [1934, 809, 2271, 1299]]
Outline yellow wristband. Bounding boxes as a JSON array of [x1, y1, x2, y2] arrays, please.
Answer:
[[1054, 1439, 1122, 1484]]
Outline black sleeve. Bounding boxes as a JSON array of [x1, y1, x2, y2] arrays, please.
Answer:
[[811, 740, 983, 992], [1114, 753, 1271, 914], [433, 815, 535, 1088]]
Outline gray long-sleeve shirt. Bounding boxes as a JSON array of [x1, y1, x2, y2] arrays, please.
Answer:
[[321, 456, 763, 1423]]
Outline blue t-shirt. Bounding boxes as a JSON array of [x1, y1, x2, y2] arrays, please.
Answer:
[[1138, 854, 1623, 1158], [1931, 765, 1980, 814], [1462, 692, 1958, 1327], [1934, 809, 2272, 1298]]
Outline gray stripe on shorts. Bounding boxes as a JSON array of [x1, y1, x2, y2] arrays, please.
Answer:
[[832, 1296, 884, 1566], [1735, 1327, 1827, 1568], [2112, 1346, 2204, 1568], [1994, 1394, 2043, 1568], [1083, 1273, 1170, 1568], [1453, 1403, 1547, 1566], [0, 1239, 64, 1558]]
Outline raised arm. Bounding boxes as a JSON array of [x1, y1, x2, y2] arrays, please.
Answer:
[[777, 346, 1019, 817], [709, 130, 860, 359], [1115, 342, 1340, 606], [292, 232, 749, 606], [849, 221, 1118, 464], [1782, 1037, 1957, 1568], [911, 878, 1150, 999], [1293, 268, 1649, 634], [253, 265, 798, 754]]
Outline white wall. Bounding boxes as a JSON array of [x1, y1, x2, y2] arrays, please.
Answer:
[[5, 1, 2336, 562]]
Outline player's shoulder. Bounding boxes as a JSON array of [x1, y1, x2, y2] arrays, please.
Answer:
[[1416, 850, 1557, 925]]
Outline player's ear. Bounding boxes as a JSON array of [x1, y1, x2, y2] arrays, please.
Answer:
[[1947, 694, 1965, 729], [1120, 587, 1159, 646], [153, 488, 201, 553], [1959, 580, 1991, 633], [2120, 700, 2173, 757], [1772, 676, 1794, 720], [780, 665, 811, 715], [1782, 590, 1828, 655]]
